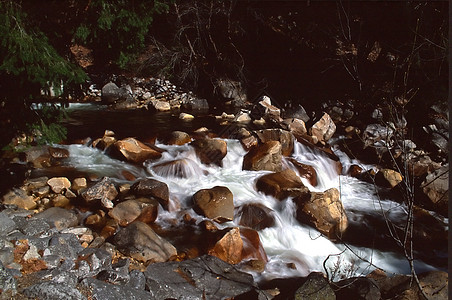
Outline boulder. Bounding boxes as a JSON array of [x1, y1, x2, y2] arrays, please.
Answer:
[[131, 178, 169, 210], [287, 158, 318, 187], [47, 177, 71, 194], [240, 227, 268, 262], [101, 82, 132, 104], [243, 141, 283, 172], [215, 78, 247, 107], [92, 131, 116, 151], [32, 207, 79, 230], [255, 129, 294, 156], [144, 255, 256, 299], [295, 272, 335, 300], [192, 186, 234, 223], [236, 203, 276, 230], [81, 177, 118, 209], [234, 110, 252, 123], [422, 165, 448, 216], [209, 227, 243, 264], [191, 138, 227, 166], [167, 130, 191, 145], [108, 198, 159, 226], [285, 118, 308, 139], [294, 188, 348, 238], [150, 99, 171, 111], [182, 97, 209, 110], [256, 169, 309, 201], [310, 113, 336, 144], [283, 104, 310, 122], [81, 278, 151, 299], [407, 155, 441, 177], [240, 135, 259, 151], [251, 95, 282, 123], [375, 168, 403, 188], [113, 221, 177, 263], [113, 137, 162, 164]]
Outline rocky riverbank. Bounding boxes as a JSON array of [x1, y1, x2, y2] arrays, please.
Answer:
[[1, 78, 448, 299]]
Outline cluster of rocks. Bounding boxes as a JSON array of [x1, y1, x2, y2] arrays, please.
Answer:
[[85, 77, 209, 111]]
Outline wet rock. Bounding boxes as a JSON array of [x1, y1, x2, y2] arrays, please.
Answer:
[[179, 112, 195, 120], [191, 138, 228, 166], [152, 158, 202, 179], [209, 227, 243, 264], [240, 227, 268, 263], [193, 186, 234, 223], [310, 112, 336, 144], [167, 130, 191, 145], [92, 131, 117, 151], [236, 203, 276, 230], [333, 277, 380, 300], [150, 99, 171, 111], [288, 158, 318, 187], [422, 165, 448, 216], [243, 141, 283, 172], [108, 198, 159, 226], [240, 135, 259, 151], [2, 188, 37, 210], [81, 277, 151, 299], [131, 178, 169, 210], [348, 164, 364, 178], [32, 207, 79, 230], [294, 272, 335, 300], [81, 177, 118, 209], [22, 145, 52, 168], [47, 233, 84, 261], [0, 211, 17, 236], [96, 258, 130, 285], [127, 269, 146, 290], [113, 221, 177, 263], [144, 255, 256, 299], [375, 168, 403, 188], [47, 177, 71, 194], [294, 188, 348, 238], [255, 128, 294, 156], [24, 281, 86, 300], [255, 169, 309, 201], [21, 217, 50, 236], [113, 137, 163, 163]]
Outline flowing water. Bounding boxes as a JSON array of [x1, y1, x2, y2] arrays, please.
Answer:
[[48, 103, 447, 281]]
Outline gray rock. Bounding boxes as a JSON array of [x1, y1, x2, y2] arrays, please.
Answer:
[[97, 258, 130, 285], [21, 217, 51, 236], [333, 277, 380, 300], [77, 248, 112, 277], [23, 281, 86, 300], [144, 255, 256, 300], [182, 97, 209, 110], [0, 260, 16, 294], [102, 82, 133, 104], [46, 233, 84, 261], [81, 177, 118, 209], [127, 270, 146, 291], [294, 272, 335, 300], [32, 207, 79, 230], [113, 221, 176, 263], [0, 212, 16, 236], [81, 277, 151, 300]]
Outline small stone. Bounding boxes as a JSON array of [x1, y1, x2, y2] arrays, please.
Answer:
[[72, 177, 87, 192], [47, 177, 71, 194], [179, 112, 195, 120]]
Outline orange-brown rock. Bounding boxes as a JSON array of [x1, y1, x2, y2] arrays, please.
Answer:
[[255, 169, 309, 201], [192, 186, 234, 223], [167, 131, 191, 145], [108, 197, 159, 226], [240, 227, 268, 262], [208, 227, 243, 264], [243, 141, 283, 172], [131, 178, 169, 210], [288, 158, 318, 187], [191, 138, 227, 166], [113, 137, 162, 163], [294, 188, 348, 239], [255, 129, 294, 156]]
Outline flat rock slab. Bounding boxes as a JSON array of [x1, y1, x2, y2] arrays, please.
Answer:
[[144, 255, 256, 300], [23, 281, 86, 300], [81, 278, 151, 300]]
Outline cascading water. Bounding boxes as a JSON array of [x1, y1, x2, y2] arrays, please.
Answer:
[[57, 137, 445, 282]]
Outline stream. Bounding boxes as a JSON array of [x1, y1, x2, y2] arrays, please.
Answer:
[[48, 103, 448, 282]]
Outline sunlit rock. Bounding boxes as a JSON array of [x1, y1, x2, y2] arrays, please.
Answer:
[[191, 138, 227, 166], [47, 177, 71, 194], [294, 188, 348, 239], [209, 227, 243, 264], [113, 221, 177, 263], [255, 169, 309, 200], [254, 129, 294, 156], [310, 112, 336, 144], [192, 186, 234, 223], [113, 137, 162, 163], [167, 130, 191, 145], [243, 141, 282, 172], [240, 227, 268, 263], [2, 188, 37, 210], [108, 198, 159, 226], [287, 158, 318, 187], [81, 177, 118, 209]]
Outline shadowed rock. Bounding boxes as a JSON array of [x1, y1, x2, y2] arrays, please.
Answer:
[[256, 169, 309, 200], [131, 178, 169, 210], [193, 186, 234, 223]]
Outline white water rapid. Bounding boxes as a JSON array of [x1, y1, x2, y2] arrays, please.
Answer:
[[57, 138, 444, 282]]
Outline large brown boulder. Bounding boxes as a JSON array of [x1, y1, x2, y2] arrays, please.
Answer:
[[236, 203, 276, 230], [208, 227, 243, 264], [167, 131, 191, 145], [310, 113, 336, 144], [242, 141, 283, 172], [113, 138, 162, 163], [294, 188, 348, 238], [240, 227, 268, 263], [192, 186, 234, 223], [254, 129, 294, 156], [131, 178, 170, 210], [191, 138, 227, 166], [108, 198, 159, 226], [113, 221, 177, 263], [255, 169, 309, 201], [287, 158, 318, 187]]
